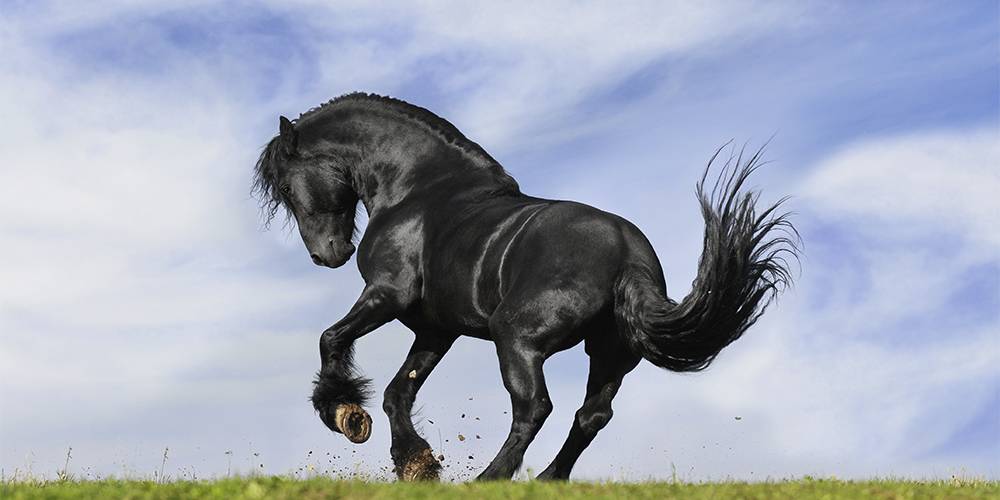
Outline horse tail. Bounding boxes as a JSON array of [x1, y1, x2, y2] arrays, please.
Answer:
[[614, 145, 799, 372]]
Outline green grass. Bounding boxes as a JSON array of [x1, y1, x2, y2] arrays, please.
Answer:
[[3, 477, 998, 499]]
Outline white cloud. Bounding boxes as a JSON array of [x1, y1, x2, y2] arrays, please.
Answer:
[[802, 128, 1000, 248], [795, 127, 1000, 339], [0, 63, 321, 331], [0, 11, 362, 477]]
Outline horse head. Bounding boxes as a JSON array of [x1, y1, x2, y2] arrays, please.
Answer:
[[254, 116, 359, 268]]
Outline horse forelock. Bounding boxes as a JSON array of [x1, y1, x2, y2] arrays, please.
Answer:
[[252, 135, 289, 228]]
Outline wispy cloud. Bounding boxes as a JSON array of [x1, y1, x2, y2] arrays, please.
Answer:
[[803, 128, 1000, 248]]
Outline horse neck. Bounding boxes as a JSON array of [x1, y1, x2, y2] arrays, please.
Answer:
[[343, 119, 498, 217]]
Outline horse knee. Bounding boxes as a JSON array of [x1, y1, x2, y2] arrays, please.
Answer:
[[319, 329, 351, 361], [536, 397, 554, 422], [382, 398, 398, 418], [382, 383, 407, 418], [577, 406, 613, 434], [517, 396, 552, 428]]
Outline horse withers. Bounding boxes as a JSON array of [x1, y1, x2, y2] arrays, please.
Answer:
[[252, 93, 798, 481]]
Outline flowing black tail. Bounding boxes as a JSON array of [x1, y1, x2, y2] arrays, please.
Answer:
[[615, 145, 800, 372]]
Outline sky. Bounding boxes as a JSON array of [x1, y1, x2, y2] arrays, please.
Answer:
[[1, 0, 997, 482]]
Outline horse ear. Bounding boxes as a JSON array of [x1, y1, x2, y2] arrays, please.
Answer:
[[278, 115, 298, 155]]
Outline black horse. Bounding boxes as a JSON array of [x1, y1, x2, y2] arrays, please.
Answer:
[[253, 93, 797, 481]]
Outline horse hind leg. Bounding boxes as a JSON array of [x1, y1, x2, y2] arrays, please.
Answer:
[[382, 330, 456, 480], [536, 338, 640, 480]]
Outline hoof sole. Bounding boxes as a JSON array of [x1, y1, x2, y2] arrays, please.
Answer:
[[334, 403, 372, 444]]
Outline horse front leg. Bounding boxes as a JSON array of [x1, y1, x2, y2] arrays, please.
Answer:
[[383, 330, 456, 480], [477, 335, 552, 480], [312, 286, 399, 443]]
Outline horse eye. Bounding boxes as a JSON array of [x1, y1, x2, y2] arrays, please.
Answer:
[[280, 184, 292, 195]]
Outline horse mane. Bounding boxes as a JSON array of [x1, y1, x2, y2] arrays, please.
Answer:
[[253, 93, 520, 227], [296, 92, 506, 171]]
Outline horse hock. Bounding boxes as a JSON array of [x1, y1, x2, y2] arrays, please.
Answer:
[[334, 403, 372, 443]]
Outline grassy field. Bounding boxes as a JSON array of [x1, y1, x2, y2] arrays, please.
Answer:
[[3, 477, 998, 499]]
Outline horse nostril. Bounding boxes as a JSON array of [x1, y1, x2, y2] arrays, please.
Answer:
[[310, 253, 323, 265], [330, 238, 356, 257]]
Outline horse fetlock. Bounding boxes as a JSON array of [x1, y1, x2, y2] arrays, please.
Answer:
[[535, 464, 569, 481], [395, 447, 440, 481], [333, 403, 372, 443]]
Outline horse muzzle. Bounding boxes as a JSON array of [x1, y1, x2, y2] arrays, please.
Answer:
[[310, 242, 355, 268]]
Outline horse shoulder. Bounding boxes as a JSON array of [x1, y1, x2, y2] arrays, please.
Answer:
[[356, 208, 427, 307]]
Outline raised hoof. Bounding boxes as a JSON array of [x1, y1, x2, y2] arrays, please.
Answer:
[[334, 403, 372, 443], [399, 448, 441, 481]]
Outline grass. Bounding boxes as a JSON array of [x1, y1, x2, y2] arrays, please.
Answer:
[[3, 476, 998, 499]]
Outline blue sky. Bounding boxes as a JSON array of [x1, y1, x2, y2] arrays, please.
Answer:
[[1, 1, 997, 481]]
